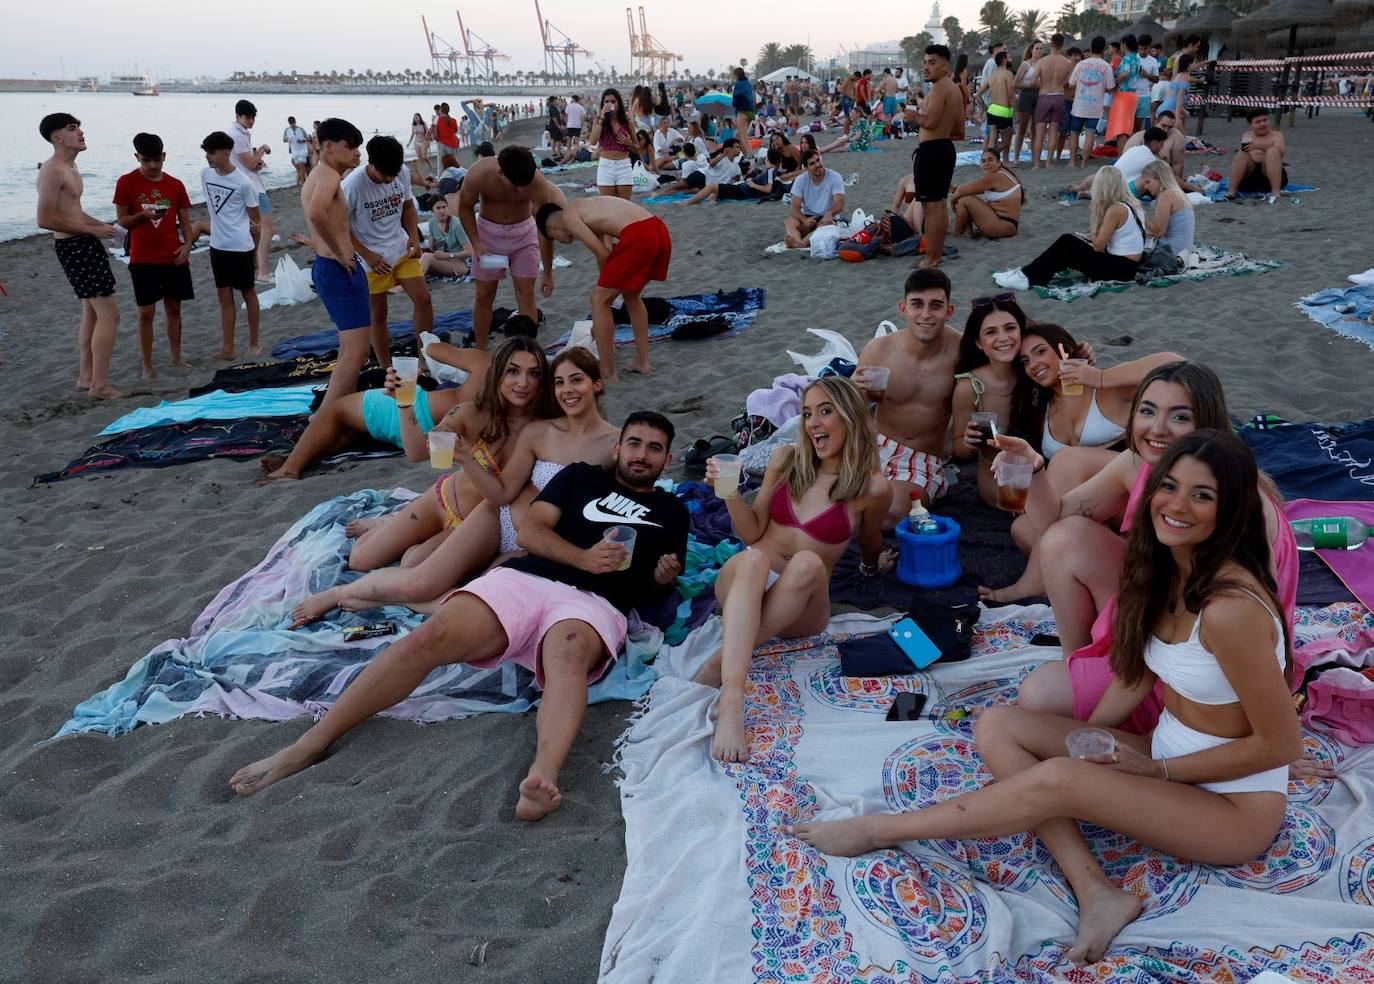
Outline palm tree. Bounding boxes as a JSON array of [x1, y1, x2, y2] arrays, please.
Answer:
[[1016, 8, 1049, 41], [943, 16, 969, 53], [781, 44, 814, 72], [980, 0, 1015, 40], [756, 43, 783, 75], [900, 34, 934, 68]]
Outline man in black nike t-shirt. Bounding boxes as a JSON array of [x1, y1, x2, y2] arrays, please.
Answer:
[[230, 411, 688, 822]]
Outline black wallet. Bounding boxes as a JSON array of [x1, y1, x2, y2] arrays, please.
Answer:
[[837, 633, 919, 677]]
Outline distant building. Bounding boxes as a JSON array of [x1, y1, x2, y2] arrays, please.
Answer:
[[924, 3, 948, 46], [1108, 0, 1152, 18]]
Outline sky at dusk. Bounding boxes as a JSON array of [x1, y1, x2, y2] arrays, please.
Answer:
[[5, 0, 1013, 80]]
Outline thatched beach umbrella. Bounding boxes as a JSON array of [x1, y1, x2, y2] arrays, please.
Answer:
[[1167, 4, 1240, 46], [1235, 0, 1336, 55], [1333, 0, 1374, 29], [1264, 23, 1337, 44], [1113, 18, 1168, 42]]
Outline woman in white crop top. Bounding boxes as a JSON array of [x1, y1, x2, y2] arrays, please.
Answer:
[[790, 431, 1301, 967], [288, 348, 618, 625]]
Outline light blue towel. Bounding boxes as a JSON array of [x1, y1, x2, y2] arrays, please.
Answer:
[[99, 385, 319, 436]]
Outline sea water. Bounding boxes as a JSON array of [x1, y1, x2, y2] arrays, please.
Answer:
[[1, 91, 532, 241]]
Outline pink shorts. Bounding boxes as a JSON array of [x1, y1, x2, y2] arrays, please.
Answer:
[[473, 215, 541, 282], [1067, 596, 1165, 734], [441, 567, 626, 689]]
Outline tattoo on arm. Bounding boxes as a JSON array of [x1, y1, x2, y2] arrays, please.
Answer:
[[1075, 499, 1097, 518]]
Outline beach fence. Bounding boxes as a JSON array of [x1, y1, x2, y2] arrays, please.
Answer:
[[1192, 49, 1374, 130]]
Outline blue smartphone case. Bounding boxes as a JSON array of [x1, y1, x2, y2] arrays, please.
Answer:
[[888, 618, 943, 670]]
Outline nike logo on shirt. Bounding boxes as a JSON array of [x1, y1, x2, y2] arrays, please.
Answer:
[[583, 492, 662, 527]]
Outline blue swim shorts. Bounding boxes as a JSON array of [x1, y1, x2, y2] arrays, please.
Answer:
[[311, 255, 370, 332], [361, 386, 436, 447], [1066, 114, 1099, 134]]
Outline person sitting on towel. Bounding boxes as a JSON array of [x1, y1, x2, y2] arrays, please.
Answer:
[[534, 197, 672, 384], [784, 149, 846, 249], [230, 412, 689, 823], [682, 150, 792, 207], [1227, 107, 1287, 203]]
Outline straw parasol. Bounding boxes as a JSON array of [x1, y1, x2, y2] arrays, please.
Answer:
[[1234, 0, 1336, 35], [1167, 4, 1239, 45], [1264, 23, 1337, 44], [1333, 0, 1374, 29], [1113, 18, 1168, 42]]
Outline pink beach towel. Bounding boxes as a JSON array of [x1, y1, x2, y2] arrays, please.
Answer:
[[1294, 628, 1374, 745], [1285, 499, 1374, 612]]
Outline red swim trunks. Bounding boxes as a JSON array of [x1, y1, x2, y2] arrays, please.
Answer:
[[597, 216, 672, 293]]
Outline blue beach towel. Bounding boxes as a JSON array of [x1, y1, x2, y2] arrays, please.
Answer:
[[1239, 419, 1374, 503], [272, 309, 475, 359], [1298, 285, 1374, 351], [1206, 178, 1316, 202], [99, 386, 319, 436], [548, 287, 767, 352]]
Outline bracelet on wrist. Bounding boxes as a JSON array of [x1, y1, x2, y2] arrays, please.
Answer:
[[859, 560, 879, 577], [1160, 757, 1171, 781]]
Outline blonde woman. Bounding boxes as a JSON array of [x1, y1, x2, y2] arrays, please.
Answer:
[[994, 167, 1144, 291], [699, 377, 891, 763], [1137, 159, 1196, 256]]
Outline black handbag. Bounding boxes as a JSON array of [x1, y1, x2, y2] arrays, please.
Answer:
[[908, 597, 979, 663]]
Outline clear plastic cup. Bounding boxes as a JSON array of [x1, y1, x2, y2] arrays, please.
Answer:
[[393, 356, 420, 408], [857, 365, 890, 403], [602, 525, 637, 571], [1065, 727, 1117, 759], [427, 430, 456, 470], [712, 454, 742, 499], [995, 455, 1034, 512], [478, 253, 510, 270], [1059, 359, 1086, 396]]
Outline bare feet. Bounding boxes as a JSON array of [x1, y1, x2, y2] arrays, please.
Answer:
[[228, 741, 325, 796], [917, 258, 942, 269], [977, 583, 1025, 604], [603, 372, 622, 386], [88, 384, 124, 400], [258, 455, 300, 483], [141, 365, 156, 380], [289, 588, 342, 628], [626, 361, 651, 375], [215, 348, 236, 361], [248, 344, 264, 357], [170, 358, 195, 370], [789, 816, 881, 857], [344, 517, 380, 539], [711, 692, 750, 763], [1066, 882, 1141, 966], [515, 771, 562, 821], [77, 377, 92, 391]]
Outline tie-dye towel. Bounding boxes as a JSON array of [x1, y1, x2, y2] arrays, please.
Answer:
[[54, 489, 661, 739], [1033, 244, 1282, 303], [1298, 285, 1374, 352], [548, 287, 767, 352], [601, 603, 1374, 982]]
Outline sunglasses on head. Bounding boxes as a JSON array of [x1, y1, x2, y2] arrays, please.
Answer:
[[970, 292, 1015, 310]]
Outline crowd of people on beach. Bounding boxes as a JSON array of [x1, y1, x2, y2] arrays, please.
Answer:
[[31, 37, 1340, 968]]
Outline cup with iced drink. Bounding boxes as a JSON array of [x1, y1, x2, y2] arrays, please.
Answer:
[[995, 455, 1034, 512], [1065, 727, 1117, 760], [1059, 359, 1087, 397], [970, 411, 999, 448], [856, 365, 890, 403], [392, 357, 420, 408], [428, 430, 456, 470], [712, 454, 742, 499], [602, 525, 637, 572]]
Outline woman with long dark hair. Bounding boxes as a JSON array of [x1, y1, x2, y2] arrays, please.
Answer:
[[793, 431, 1300, 968], [590, 88, 636, 199], [951, 148, 1024, 240]]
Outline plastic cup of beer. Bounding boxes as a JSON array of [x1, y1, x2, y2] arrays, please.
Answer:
[[478, 253, 510, 270], [1059, 359, 1086, 397], [1065, 727, 1117, 760], [970, 411, 999, 447], [996, 455, 1034, 512], [602, 525, 637, 571], [427, 430, 456, 470], [392, 357, 420, 408], [712, 454, 742, 499], [857, 365, 890, 403]]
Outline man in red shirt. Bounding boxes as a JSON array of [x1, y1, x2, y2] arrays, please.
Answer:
[[113, 132, 196, 377], [434, 102, 459, 158]]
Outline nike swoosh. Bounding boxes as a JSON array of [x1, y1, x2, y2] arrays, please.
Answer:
[[582, 501, 662, 527]]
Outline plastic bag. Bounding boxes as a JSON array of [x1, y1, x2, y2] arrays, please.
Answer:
[[630, 161, 653, 192], [419, 331, 469, 386], [849, 207, 871, 228], [252, 254, 316, 310], [874, 319, 899, 338], [808, 225, 844, 260], [567, 320, 599, 355], [786, 328, 859, 376]]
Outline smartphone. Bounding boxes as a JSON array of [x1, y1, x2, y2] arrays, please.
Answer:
[[888, 617, 943, 670], [887, 692, 928, 722], [342, 620, 397, 642]]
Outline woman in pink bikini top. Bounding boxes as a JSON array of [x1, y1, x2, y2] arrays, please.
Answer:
[[700, 377, 891, 765]]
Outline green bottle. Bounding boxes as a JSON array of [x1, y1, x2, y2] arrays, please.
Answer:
[[1290, 517, 1373, 551]]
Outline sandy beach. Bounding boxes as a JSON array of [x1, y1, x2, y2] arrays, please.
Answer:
[[4, 110, 1373, 982]]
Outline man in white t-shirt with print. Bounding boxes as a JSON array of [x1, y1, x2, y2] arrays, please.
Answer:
[[282, 116, 311, 185], [230, 99, 275, 283], [1065, 35, 1114, 166], [200, 129, 262, 360], [784, 149, 846, 248], [342, 134, 432, 364]]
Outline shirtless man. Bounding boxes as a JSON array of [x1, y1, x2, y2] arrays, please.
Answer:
[[1032, 34, 1073, 169], [878, 68, 900, 121], [855, 269, 961, 527], [458, 146, 569, 349], [534, 197, 672, 383], [977, 51, 1017, 163], [1228, 107, 1288, 203], [36, 113, 122, 399], [904, 45, 963, 269]]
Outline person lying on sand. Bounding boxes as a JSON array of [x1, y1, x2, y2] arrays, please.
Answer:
[[256, 333, 501, 482], [231, 412, 688, 822], [534, 198, 671, 384], [696, 377, 889, 762], [791, 432, 1300, 968]]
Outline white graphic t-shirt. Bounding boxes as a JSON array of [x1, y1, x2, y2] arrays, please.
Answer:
[[1069, 57, 1115, 119], [200, 166, 258, 251], [342, 164, 414, 270], [283, 125, 310, 162]]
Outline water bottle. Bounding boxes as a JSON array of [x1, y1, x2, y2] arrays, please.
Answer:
[[909, 494, 938, 535], [1290, 516, 1373, 551]]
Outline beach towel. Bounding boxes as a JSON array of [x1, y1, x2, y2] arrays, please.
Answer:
[[187, 354, 341, 396], [1032, 244, 1282, 303], [1287, 500, 1374, 614], [53, 489, 661, 739], [272, 308, 475, 359], [602, 602, 1374, 982], [33, 416, 310, 484], [1298, 285, 1374, 351], [1240, 419, 1374, 503], [1207, 178, 1316, 202], [548, 288, 767, 353], [98, 385, 319, 436]]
